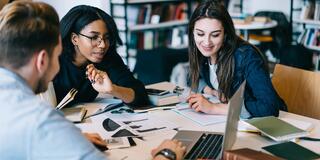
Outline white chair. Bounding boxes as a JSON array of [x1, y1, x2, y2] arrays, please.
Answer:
[[38, 82, 57, 107]]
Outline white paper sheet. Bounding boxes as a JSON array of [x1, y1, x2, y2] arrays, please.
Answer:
[[89, 112, 179, 139]]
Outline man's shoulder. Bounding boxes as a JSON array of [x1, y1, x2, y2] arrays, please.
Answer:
[[0, 87, 63, 125]]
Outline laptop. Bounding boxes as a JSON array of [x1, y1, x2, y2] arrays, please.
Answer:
[[173, 81, 246, 160]]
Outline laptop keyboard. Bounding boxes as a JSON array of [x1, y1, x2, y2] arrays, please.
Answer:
[[185, 133, 223, 160]]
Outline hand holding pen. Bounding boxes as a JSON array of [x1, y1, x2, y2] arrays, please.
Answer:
[[86, 64, 114, 94]]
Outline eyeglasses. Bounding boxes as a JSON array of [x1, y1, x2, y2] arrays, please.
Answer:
[[78, 33, 109, 46]]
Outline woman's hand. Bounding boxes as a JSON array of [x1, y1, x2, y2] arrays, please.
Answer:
[[203, 86, 226, 102], [203, 86, 219, 97], [83, 133, 107, 147], [188, 93, 229, 115], [188, 93, 215, 114], [86, 64, 113, 94], [151, 139, 186, 160]]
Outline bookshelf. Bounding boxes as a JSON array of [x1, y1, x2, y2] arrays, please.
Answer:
[[109, 0, 196, 66], [291, 0, 320, 70], [128, 20, 188, 32]]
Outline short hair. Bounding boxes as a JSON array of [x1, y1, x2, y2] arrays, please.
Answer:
[[60, 5, 122, 60], [0, 1, 60, 69]]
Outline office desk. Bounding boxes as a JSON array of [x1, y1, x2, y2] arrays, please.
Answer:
[[234, 20, 278, 41], [78, 102, 320, 160]]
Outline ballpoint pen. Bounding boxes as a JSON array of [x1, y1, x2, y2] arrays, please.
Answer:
[[84, 103, 124, 119], [299, 136, 320, 141]]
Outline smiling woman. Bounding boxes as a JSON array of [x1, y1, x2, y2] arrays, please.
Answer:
[[187, 0, 287, 118], [53, 5, 149, 108]]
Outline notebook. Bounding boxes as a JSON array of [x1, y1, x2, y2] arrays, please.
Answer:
[[263, 141, 320, 160], [224, 148, 283, 160], [56, 88, 87, 123], [62, 105, 87, 123], [147, 93, 179, 106], [172, 81, 246, 159], [244, 116, 309, 141], [146, 82, 179, 106], [174, 95, 224, 126]]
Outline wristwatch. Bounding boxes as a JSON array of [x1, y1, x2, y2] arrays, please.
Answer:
[[155, 148, 177, 160]]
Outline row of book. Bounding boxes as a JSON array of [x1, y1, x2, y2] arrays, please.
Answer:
[[113, 2, 197, 50], [297, 28, 320, 49], [134, 3, 188, 50], [300, 0, 320, 21]]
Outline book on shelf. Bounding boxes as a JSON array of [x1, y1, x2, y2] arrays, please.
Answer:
[[299, 0, 320, 21], [244, 116, 309, 142], [113, 2, 191, 50], [297, 28, 320, 49]]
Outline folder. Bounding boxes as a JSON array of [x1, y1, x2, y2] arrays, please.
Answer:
[[263, 141, 320, 160]]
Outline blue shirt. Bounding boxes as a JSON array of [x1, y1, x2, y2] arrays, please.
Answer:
[[200, 44, 287, 118], [0, 68, 106, 160]]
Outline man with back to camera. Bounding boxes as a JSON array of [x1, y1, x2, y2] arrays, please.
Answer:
[[0, 1, 185, 160]]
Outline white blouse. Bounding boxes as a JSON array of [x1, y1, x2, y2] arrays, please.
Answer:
[[209, 62, 219, 90]]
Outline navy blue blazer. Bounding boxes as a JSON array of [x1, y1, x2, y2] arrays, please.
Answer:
[[200, 44, 287, 117]]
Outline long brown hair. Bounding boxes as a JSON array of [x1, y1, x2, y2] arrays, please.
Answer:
[[188, 0, 265, 102]]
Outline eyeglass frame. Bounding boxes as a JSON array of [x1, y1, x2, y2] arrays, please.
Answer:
[[77, 32, 110, 46]]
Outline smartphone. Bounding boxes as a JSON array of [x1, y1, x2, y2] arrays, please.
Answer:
[[146, 88, 170, 96]]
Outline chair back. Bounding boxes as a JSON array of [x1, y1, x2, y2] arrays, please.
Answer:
[[254, 11, 291, 48], [38, 82, 57, 107], [272, 64, 320, 119]]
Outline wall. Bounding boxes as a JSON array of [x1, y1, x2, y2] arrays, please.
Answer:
[[34, 0, 110, 19], [228, 0, 302, 19], [243, 0, 291, 16]]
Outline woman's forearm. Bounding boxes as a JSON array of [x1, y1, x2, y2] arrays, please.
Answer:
[[109, 84, 135, 103]]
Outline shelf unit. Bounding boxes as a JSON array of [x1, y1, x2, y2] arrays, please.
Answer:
[[290, 0, 320, 70], [109, 0, 195, 66], [128, 20, 189, 32]]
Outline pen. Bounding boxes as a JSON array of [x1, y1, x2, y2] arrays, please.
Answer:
[[299, 136, 320, 141], [135, 107, 174, 114], [84, 103, 124, 119]]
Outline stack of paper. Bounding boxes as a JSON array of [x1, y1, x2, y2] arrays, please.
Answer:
[[173, 95, 224, 126], [174, 103, 226, 126], [148, 93, 179, 106], [146, 82, 180, 106]]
